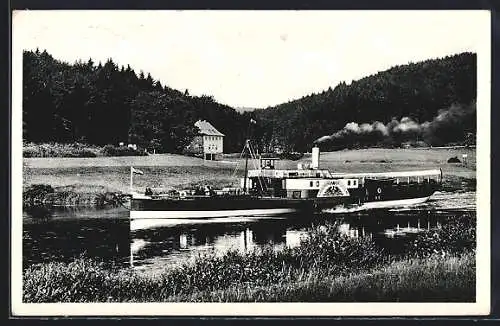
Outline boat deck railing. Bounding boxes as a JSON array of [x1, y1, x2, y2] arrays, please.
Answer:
[[328, 169, 442, 179], [248, 169, 332, 179], [248, 168, 442, 182]]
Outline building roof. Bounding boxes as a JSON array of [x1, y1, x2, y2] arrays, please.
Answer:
[[195, 120, 225, 137]]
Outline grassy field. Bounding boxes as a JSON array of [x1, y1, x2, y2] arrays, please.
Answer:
[[23, 147, 476, 195]]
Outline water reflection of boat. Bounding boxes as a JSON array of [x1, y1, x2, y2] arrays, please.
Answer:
[[128, 211, 450, 268], [130, 239, 148, 254], [130, 140, 442, 222], [383, 228, 407, 238]]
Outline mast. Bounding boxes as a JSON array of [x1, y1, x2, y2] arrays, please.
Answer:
[[243, 139, 249, 193], [130, 166, 133, 194], [243, 118, 256, 194]]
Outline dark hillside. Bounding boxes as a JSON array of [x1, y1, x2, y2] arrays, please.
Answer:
[[253, 52, 476, 152]]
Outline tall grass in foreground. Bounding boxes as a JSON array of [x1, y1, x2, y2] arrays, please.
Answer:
[[23, 214, 475, 302], [167, 252, 475, 302], [23, 252, 475, 303]]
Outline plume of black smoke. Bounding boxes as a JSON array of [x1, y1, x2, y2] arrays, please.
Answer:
[[315, 101, 476, 149]]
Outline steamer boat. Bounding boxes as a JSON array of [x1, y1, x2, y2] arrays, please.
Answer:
[[130, 141, 442, 220]]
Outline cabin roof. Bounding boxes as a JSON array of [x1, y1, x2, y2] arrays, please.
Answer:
[[195, 120, 225, 137]]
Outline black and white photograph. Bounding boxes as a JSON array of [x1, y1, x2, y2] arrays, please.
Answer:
[[11, 10, 490, 316]]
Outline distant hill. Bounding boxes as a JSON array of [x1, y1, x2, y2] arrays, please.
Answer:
[[252, 52, 476, 152]]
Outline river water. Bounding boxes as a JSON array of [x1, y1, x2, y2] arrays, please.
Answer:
[[23, 190, 476, 273]]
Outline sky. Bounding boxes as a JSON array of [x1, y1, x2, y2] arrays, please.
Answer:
[[13, 10, 489, 108]]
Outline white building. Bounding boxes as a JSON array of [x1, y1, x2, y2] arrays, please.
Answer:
[[187, 120, 225, 160]]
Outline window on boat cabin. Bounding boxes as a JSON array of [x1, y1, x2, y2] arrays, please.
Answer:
[[347, 180, 351, 186], [353, 180, 357, 186], [316, 181, 320, 187], [292, 191, 301, 199], [310, 181, 313, 187]]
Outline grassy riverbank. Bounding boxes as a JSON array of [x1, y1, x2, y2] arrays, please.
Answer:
[[23, 214, 476, 302], [23, 252, 475, 303], [23, 184, 129, 209], [168, 253, 475, 302]]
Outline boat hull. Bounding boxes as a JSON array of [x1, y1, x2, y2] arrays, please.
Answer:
[[130, 195, 347, 219], [130, 175, 440, 220], [323, 195, 432, 213], [130, 207, 297, 219]]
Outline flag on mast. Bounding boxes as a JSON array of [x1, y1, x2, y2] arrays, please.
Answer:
[[131, 167, 144, 175]]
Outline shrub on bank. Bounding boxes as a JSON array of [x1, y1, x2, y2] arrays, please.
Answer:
[[403, 213, 476, 258], [23, 184, 54, 206], [171, 251, 475, 302], [289, 223, 387, 275], [23, 142, 148, 158], [101, 145, 148, 157], [23, 183, 127, 208], [23, 142, 100, 158]]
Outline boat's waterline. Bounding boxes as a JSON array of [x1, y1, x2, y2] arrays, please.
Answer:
[[130, 196, 432, 222], [322, 196, 431, 213], [130, 207, 297, 220]]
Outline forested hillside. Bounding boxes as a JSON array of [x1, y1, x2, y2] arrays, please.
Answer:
[[23, 50, 476, 153], [253, 52, 476, 152]]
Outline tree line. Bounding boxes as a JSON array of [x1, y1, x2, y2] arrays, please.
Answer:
[[23, 50, 476, 153], [253, 52, 476, 152]]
